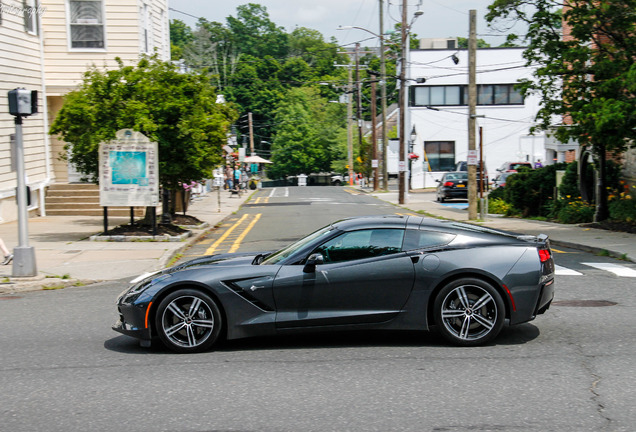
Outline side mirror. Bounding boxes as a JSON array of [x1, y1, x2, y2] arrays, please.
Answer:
[[303, 253, 324, 273]]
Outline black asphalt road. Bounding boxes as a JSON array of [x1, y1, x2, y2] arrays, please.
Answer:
[[178, 186, 411, 263], [2, 186, 636, 431]]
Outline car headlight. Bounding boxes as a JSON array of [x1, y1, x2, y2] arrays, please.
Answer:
[[118, 273, 172, 304]]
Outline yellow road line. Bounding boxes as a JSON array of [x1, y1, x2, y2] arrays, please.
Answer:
[[205, 214, 248, 255], [229, 213, 261, 253], [551, 248, 570, 254]]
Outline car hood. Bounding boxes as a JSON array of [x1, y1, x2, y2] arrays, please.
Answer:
[[172, 252, 265, 271]]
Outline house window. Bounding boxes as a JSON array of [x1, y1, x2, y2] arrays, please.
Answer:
[[411, 84, 523, 106], [69, 0, 104, 49], [24, 0, 38, 34], [425, 141, 455, 171], [413, 86, 463, 106], [477, 84, 523, 105], [141, 3, 151, 53]]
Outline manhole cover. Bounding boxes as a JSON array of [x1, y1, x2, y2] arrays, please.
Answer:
[[553, 300, 617, 307], [0, 296, 22, 300]]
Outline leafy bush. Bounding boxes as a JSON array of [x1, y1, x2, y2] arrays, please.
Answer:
[[555, 199, 595, 223], [609, 186, 636, 222], [503, 163, 567, 217], [487, 198, 513, 215], [487, 186, 505, 201]]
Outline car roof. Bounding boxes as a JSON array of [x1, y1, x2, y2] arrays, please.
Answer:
[[331, 215, 520, 242]]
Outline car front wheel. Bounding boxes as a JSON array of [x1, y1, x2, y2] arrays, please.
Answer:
[[155, 289, 222, 353], [434, 278, 505, 346]]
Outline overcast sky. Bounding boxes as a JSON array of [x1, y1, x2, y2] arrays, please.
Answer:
[[168, 0, 523, 49]]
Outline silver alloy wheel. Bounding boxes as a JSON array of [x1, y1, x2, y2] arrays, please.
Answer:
[[160, 295, 215, 348], [440, 284, 498, 341]]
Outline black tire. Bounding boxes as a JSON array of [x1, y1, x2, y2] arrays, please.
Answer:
[[155, 289, 222, 353], [434, 278, 505, 346]]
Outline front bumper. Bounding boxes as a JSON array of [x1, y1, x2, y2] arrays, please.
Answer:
[[112, 301, 152, 341]]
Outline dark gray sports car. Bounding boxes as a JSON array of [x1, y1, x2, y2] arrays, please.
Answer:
[[113, 215, 555, 353]]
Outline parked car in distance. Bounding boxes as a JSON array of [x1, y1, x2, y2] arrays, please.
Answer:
[[497, 161, 533, 172], [113, 215, 555, 353], [331, 174, 344, 186], [493, 172, 516, 188], [436, 171, 468, 202], [455, 161, 489, 191]]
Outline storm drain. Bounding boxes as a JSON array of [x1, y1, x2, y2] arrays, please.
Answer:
[[552, 300, 617, 307]]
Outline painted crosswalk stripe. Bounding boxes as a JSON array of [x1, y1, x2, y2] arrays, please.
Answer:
[[582, 262, 636, 277], [555, 265, 583, 276]]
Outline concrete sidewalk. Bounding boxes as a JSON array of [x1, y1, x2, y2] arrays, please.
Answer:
[[0, 188, 252, 293], [370, 188, 636, 263]]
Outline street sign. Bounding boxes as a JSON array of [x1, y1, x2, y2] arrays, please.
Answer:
[[467, 150, 479, 165], [372, 159, 378, 168]]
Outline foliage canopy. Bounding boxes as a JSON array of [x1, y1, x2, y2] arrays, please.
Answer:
[[50, 56, 237, 188]]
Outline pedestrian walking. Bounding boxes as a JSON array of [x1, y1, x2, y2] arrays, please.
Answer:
[[233, 165, 242, 191], [534, 159, 543, 168], [0, 238, 13, 265], [225, 166, 233, 190]]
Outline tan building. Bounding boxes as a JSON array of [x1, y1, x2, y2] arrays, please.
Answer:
[[0, 0, 170, 222]]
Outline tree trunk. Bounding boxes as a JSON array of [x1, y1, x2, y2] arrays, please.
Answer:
[[579, 148, 591, 203], [594, 147, 609, 222]]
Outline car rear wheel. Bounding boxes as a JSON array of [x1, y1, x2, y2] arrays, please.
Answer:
[[155, 289, 222, 353], [434, 278, 505, 346]]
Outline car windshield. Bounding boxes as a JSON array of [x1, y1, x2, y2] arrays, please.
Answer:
[[261, 225, 335, 265], [446, 173, 468, 180]]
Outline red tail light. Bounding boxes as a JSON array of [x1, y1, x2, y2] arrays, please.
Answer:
[[444, 181, 454, 187], [538, 249, 551, 263]]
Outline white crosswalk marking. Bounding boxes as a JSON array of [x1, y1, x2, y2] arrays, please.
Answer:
[[582, 262, 636, 277], [556, 262, 636, 277], [555, 265, 583, 276]]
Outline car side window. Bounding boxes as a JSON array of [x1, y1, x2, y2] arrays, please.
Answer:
[[313, 229, 405, 264], [402, 230, 456, 251]]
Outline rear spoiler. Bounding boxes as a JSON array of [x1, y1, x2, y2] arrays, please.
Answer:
[[516, 233, 550, 246]]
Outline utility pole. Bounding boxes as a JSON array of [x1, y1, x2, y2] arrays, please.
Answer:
[[248, 112, 255, 156], [355, 42, 364, 183], [467, 9, 478, 220], [398, 0, 408, 204], [371, 74, 378, 191], [347, 66, 354, 185], [379, 0, 388, 191], [334, 60, 356, 185]]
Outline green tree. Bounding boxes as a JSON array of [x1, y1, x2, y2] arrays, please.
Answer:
[[268, 87, 344, 178], [288, 27, 343, 78], [50, 56, 237, 213], [225, 54, 285, 147], [486, 0, 636, 221], [194, 18, 241, 89], [169, 19, 193, 60], [457, 36, 491, 48], [226, 3, 289, 59]]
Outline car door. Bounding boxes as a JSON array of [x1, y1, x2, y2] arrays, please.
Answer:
[[273, 228, 415, 328]]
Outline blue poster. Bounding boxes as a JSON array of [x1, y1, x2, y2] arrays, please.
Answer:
[[109, 151, 147, 185]]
